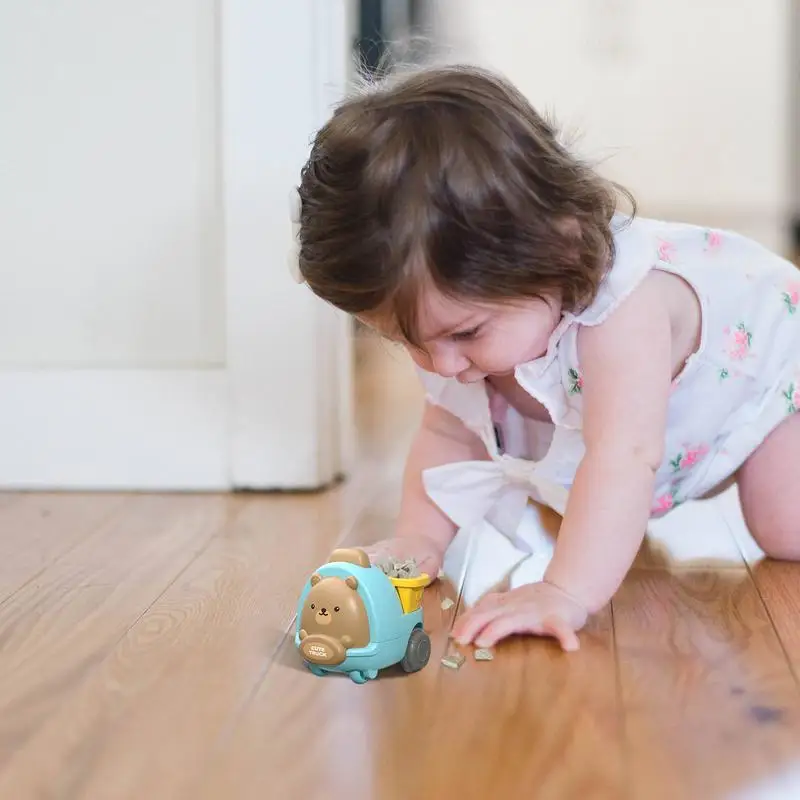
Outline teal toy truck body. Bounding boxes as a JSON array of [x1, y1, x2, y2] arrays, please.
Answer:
[[294, 548, 431, 683]]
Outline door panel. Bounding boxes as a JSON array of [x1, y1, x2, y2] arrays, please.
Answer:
[[0, 0, 354, 490], [0, 1, 222, 367]]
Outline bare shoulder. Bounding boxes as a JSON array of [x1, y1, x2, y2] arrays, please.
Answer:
[[579, 268, 701, 381], [645, 268, 700, 332], [579, 270, 671, 347], [577, 269, 674, 455]]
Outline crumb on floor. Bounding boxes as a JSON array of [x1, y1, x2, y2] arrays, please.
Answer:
[[441, 652, 465, 670]]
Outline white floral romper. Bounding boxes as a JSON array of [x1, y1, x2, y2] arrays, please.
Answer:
[[417, 215, 800, 604]]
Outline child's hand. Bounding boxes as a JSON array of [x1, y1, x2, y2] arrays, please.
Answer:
[[451, 581, 588, 652], [363, 534, 445, 581]]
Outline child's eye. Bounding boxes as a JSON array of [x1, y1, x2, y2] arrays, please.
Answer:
[[450, 326, 481, 342]]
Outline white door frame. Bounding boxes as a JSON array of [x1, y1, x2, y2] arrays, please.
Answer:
[[0, 0, 353, 492], [222, 0, 354, 491]]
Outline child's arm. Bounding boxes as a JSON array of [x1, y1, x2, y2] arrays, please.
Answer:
[[544, 277, 673, 612], [452, 276, 673, 649], [366, 400, 489, 575]]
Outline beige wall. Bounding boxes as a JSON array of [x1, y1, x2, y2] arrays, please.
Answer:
[[0, 1, 222, 367], [431, 0, 792, 252]]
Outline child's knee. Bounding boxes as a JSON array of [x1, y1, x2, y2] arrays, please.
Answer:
[[741, 498, 800, 560]]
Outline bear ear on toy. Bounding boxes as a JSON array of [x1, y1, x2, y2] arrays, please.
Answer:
[[345, 576, 358, 590], [328, 548, 371, 568], [310, 573, 322, 587]]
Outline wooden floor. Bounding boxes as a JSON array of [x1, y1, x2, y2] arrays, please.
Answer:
[[3, 340, 800, 800]]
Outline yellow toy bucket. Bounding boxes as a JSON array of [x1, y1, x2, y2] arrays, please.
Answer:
[[389, 574, 430, 614]]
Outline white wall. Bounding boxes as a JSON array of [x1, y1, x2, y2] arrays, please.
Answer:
[[0, 1, 222, 367], [432, 0, 792, 252]]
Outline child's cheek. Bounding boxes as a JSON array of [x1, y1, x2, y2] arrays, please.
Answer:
[[406, 347, 431, 371], [467, 340, 494, 372], [477, 328, 515, 369]]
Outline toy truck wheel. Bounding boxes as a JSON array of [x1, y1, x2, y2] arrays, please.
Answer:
[[400, 628, 431, 673]]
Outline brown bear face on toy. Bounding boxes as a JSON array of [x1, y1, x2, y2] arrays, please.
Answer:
[[298, 574, 370, 666]]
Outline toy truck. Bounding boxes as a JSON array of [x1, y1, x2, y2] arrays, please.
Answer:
[[294, 547, 431, 683]]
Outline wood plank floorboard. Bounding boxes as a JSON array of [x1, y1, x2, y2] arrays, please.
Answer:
[[2, 342, 800, 798], [614, 568, 800, 800]]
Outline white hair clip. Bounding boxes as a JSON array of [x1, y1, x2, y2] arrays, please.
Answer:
[[289, 187, 301, 225], [288, 188, 304, 284]]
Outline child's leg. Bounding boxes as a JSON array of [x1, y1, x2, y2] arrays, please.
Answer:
[[738, 413, 800, 559]]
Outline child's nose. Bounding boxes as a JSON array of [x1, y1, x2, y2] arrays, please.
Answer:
[[430, 346, 469, 378]]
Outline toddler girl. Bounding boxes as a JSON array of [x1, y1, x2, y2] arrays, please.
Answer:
[[295, 65, 800, 652]]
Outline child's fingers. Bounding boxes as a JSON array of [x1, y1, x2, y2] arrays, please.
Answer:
[[472, 611, 579, 651], [473, 613, 524, 648], [539, 615, 581, 652], [362, 541, 390, 560], [416, 552, 441, 579], [452, 591, 541, 645], [451, 598, 506, 645]]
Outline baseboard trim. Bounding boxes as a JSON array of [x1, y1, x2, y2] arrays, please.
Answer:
[[0, 369, 229, 490]]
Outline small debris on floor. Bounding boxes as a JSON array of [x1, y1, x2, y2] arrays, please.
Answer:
[[377, 557, 420, 578], [441, 652, 465, 670], [474, 648, 494, 661], [440, 597, 455, 610]]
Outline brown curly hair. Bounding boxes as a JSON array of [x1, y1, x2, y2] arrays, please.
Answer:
[[296, 64, 635, 346]]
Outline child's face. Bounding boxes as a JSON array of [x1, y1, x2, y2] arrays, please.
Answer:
[[366, 289, 562, 384]]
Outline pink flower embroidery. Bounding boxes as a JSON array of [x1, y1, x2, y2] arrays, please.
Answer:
[[657, 240, 676, 263], [704, 230, 722, 250], [669, 443, 710, 472], [652, 492, 675, 514], [782, 282, 800, 315], [679, 443, 709, 470], [723, 322, 752, 360], [784, 382, 800, 414], [567, 367, 583, 395]]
